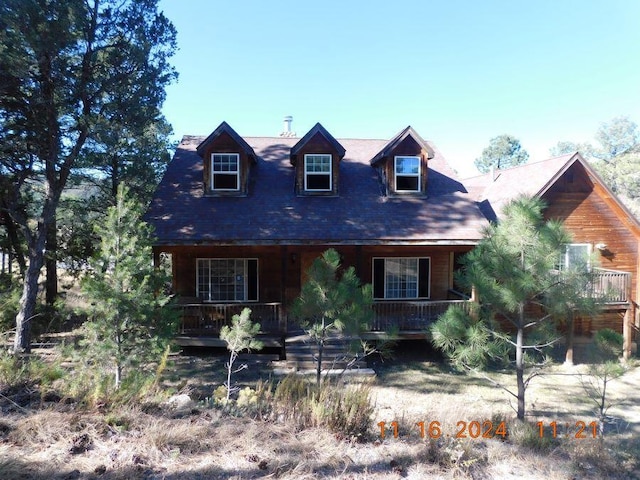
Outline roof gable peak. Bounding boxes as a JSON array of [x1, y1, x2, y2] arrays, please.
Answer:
[[196, 121, 257, 161], [370, 126, 434, 166], [290, 122, 346, 165]]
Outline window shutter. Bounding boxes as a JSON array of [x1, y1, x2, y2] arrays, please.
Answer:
[[373, 259, 385, 299], [418, 258, 430, 298], [247, 259, 258, 301]]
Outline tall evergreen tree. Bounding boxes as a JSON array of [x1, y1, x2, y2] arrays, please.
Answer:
[[474, 134, 529, 174], [431, 197, 597, 420], [81, 185, 177, 389], [0, 0, 177, 352]]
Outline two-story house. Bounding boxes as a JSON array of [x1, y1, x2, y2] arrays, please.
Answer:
[[146, 121, 640, 359]]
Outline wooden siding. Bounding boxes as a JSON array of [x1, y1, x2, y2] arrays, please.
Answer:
[[153, 244, 475, 306], [201, 131, 252, 196], [293, 132, 341, 196], [543, 162, 639, 306]]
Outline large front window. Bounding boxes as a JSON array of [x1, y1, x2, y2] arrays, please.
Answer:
[[304, 154, 332, 191], [211, 153, 240, 191], [197, 258, 258, 302], [395, 156, 421, 192], [373, 257, 430, 299]]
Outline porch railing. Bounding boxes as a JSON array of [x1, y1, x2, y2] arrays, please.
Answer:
[[176, 302, 285, 335], [371, 300, 472, 331], [591, 268, 631, 303]]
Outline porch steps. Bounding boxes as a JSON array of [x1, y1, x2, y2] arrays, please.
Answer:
[[273, 333, 367, 372]]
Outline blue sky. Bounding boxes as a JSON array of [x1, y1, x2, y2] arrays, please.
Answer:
[[158, 0, 640, 175]]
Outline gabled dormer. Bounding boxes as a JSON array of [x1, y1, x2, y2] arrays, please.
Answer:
[[370, 126, 434, 196], [196, 121, 257, 196], [290, 123, 346, 196]]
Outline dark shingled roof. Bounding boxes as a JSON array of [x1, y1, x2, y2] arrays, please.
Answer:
[[147, 134, 490, 245]]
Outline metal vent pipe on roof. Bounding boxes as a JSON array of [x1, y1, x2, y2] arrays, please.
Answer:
[[280, 115, 295, 137]]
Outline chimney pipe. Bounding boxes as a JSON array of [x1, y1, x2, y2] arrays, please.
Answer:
[[280, 115, 295, 137]]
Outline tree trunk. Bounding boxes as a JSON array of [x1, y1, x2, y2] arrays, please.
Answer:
[[45, 214, 57, 306], [565, 313, 574, 365], [516, 304, 526, 420], [316, 338, 324, 386], [13, 230, 47, 353]]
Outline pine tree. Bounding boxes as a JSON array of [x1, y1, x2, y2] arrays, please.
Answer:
[[431, 196, 597, 420], [219, 308, 263, 403], [81, 185, 177, 389], [291, 249, 374, 385], [474, 134, 529, 173]]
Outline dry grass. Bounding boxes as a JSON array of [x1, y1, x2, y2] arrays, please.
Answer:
[[1, 345, 639, 479]]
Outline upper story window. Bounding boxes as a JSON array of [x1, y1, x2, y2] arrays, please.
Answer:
[[395, 156, 421, 192], [211, 153, 240, 191], [304, 154, 332, 191], [557, 243, 591, 271]]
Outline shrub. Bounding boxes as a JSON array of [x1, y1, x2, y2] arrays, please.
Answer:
[[509, 420, 558, 452], [272, 375, 374, 440], [592, 328, 623, 361]]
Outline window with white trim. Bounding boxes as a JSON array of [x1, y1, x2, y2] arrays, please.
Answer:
[[373, 257, 430, 299], [557, 244, 591, 271], [304, 154, 332, 191], [197, 258, 258, 302], [211, 153, 240, 191], [394, 156, 421, 192]]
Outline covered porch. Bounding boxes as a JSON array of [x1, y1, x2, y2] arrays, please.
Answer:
[[174, 298, 473, 339]]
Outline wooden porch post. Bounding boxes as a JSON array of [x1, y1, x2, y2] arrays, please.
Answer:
[[470, 285, 479, 320], [623, 303, 635, 361]]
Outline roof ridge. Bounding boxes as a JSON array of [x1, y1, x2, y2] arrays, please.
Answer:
[[463, 153, 576, 180]]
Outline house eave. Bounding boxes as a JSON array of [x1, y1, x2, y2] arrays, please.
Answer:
[[152, 239, 482, 247]]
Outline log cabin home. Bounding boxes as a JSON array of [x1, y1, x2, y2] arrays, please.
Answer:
[[146, 120, 640, 359]]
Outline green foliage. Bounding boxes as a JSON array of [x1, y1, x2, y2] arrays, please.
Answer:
[[0, 0, 177, 352], [581, 328, 626, 428], [592, 328, 624, 362], [432, 196, 598, 420], [0, 277, 21, 333], [551, 116, 640, 216], [79, 185, 178, 392], [432, 305, 508, 369], [509, 421, 558, 452], [291, 249, 374, 384], [0, 351, 64, 401], [474, 134, 530, 173], [219, 308, 263, 403]]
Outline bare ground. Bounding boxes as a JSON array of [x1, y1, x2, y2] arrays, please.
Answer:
[[1, 342, 639, 479]]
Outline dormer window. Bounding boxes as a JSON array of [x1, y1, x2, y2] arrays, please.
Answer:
[[196, 122, 257, 197], [211, 153, 240, 191], [304, 154, 332, 191], [290, 123, 345, 196], [370, 126, 434, 196], [395, 156, 421, 192]]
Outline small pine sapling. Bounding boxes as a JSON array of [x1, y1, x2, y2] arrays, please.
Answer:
[[219, 308, 263, 403], [81, 185, 178, 391]]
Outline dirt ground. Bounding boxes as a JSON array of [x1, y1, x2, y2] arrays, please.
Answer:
[[1, 340, 639, 479]]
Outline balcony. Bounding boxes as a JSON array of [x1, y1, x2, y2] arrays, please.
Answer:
[[591, 268, 631, 303]]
